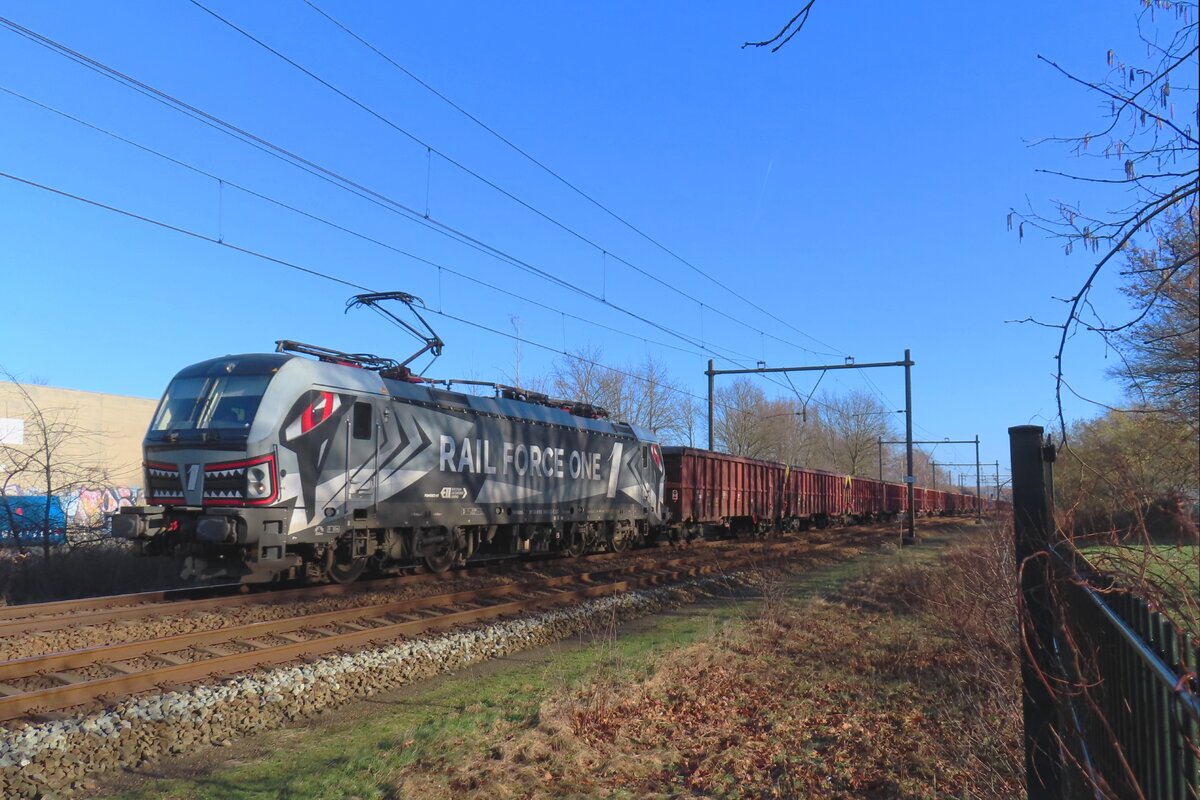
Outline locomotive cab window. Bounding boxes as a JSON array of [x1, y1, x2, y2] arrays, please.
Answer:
[[151, 374, 271, 431], [352, 402, 373, 439]]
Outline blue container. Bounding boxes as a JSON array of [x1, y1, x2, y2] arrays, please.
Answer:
[[0, 496, 67, 547]]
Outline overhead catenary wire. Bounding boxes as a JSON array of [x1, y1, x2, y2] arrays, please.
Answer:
[[0, 13, 822, 366], [0, 170, 370, 291], [300, 0, 848, 358], [0, 166, 887, 433], [0, 86, 854, 424], [0, 37, 762, 369], [0, 84, 759, 369], [184, 6, 868, 416], [184, 0, 845, 359], [0, 15, 904, 427], [0, 175, 901, 449]]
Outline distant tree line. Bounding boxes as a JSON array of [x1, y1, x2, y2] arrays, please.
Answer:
[[523, 345, 961, 489], [1057, 206, 1199, 541]]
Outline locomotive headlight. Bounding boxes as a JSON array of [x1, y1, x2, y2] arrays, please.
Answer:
[[246, 465, 271, 499]]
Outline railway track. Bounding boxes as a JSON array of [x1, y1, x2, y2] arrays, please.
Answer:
[[0, 533, 789, 638], [0, 535, 849, 723]]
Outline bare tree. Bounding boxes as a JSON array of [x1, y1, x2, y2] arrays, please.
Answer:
[[0, 373, 110, 558], [1011, 1, 1198, 436], [680, 396, 704, 448], [817, 391, 901, 477], [710, 381, 821, 462], [614, 355, 693, 443], [550, 344, 619, 410], [549, 347, 694, 443], [713, 379, 773, 458], [759, 400, 816, 466]]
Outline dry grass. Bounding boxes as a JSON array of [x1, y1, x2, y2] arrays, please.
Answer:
[[386, 528, 1024, 799], [0, 541, 183, 605]]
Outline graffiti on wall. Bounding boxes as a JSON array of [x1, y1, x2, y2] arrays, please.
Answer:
[[62, 487, 142, 527], [2, 486, 142, 528]]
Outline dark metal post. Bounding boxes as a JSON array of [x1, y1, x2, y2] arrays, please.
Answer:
[[1009, 425, 1063, 800], [995, 461, 1000, 504], [706, 359, 714, 452], [975, 434, 982, 523], [903, 349, 915, 543], [877, 436, 883, 482], [931, 461, 937, 491]]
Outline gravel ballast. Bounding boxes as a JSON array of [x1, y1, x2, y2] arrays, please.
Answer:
[[0, 571, 754, 799]]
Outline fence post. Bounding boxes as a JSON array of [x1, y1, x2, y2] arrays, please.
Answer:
[[1010, 425, 1064, 799]]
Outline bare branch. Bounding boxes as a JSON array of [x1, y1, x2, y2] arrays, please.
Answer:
[[742, 1, 817, 52]]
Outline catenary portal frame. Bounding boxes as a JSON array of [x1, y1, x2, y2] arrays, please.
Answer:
[[705, 350, 918, 542]]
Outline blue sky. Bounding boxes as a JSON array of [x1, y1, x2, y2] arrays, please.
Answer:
[[0, 1, 1170, 474]]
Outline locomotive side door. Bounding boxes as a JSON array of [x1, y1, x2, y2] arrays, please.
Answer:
[[344, 399, 378, 517]]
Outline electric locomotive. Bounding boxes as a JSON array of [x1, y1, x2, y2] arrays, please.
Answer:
[[113, 337, 666, 584]]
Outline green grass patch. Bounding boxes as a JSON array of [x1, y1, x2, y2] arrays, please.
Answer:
[[1079, 544, 1198, 636], [1080, 544, 1199, 593], [97, 526, 982, 800], [99, 587, 755, 800]]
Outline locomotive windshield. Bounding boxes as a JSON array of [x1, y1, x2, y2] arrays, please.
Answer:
[[151, 374, 272, 431]]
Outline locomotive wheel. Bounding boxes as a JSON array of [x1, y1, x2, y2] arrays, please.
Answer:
[[609, 525, 630, 553], [423, 545, 457, 573], [324, 546, 367, 584], [563, 523, 586, 558]]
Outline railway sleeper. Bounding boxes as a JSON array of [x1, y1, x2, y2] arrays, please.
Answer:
[[44, 671, 86, 686], [232, 638, 272, 651], [273, 632, 308, 644], [96, 661, 137, 676], [147, 653, 187, 667], [304, 628, 340, 638], [192, 646, 231, 658]]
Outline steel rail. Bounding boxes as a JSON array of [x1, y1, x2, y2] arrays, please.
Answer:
[[0, 543, 825, 685], [0, 584, 243, 622], [0, 562, 664, 683], [0, 544, 807, 721], [0, 536, 768, 638]]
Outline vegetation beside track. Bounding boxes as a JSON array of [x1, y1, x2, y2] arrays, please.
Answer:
[[1078, 543, 1199, 637], [0, 543, 185, 606], [93, 521, 1024, 800]]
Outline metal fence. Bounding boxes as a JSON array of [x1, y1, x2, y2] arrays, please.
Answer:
[[1010, 425, 1199, 800]]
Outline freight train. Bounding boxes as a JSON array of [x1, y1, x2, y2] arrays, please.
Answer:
[[663, 447, 990, 540], [114, 339, 987, 584]]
